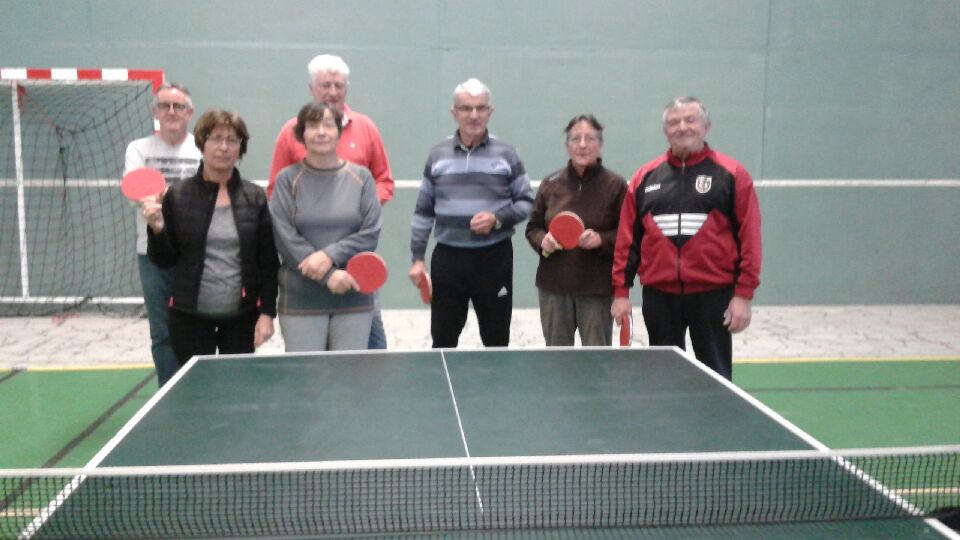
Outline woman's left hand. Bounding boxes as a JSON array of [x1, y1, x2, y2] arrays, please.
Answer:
[[578, 229, 602, 250], [326, 269, 359, 295], [253, 314, 274, 348]]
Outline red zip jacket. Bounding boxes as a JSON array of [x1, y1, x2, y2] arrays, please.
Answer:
[[612, 144, 761, 300]]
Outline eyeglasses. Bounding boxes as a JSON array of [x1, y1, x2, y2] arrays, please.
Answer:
[[207, 136, 241, 147], [566, 134, 601, 144], [455, 104, 491, 114], [155, 102, 189, 112]]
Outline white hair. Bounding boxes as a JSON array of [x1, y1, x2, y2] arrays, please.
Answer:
[[453, 78, 490, 101], [307, 54, 350, 81], [662, 96, 710, 125], [152, 82, 193, 110]]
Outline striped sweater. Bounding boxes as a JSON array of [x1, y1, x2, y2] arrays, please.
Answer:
[[410, 131, 533, 261]]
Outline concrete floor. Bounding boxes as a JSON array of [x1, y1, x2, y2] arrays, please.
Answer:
[[1, 305, 958, 369]]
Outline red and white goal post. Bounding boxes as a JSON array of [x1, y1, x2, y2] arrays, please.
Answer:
[[0, 68, 164, 315]]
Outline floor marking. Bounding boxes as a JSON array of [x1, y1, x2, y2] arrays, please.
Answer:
[[6, 364, 153, 372], [736, 356, 960, 365], [0, 371, 155, 519], [0, 369, 23, 384], [747, 383, 960, 393]]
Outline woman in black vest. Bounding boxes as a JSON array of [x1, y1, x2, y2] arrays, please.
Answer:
[[144, 109, 278, 370]]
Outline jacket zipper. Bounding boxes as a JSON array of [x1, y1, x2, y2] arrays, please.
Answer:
[[677, 159, 686, 294]]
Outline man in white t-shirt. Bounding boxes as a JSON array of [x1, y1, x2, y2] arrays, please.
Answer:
[[124, 82, 201, 386]]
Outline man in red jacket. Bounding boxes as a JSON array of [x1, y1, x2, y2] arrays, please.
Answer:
[[611, 97, 762, 379]]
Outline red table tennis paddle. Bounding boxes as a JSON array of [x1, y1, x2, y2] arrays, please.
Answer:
[[417, 270, 432, 304], [345, 252, 388, 294], [543, 211, 584, 257], [121, 168, 165, 201], [619, 314, 633, 347]]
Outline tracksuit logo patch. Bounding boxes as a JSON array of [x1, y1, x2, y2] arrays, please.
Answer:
[[695, 175, 712, 194]]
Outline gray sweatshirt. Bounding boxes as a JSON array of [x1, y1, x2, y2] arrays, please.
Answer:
[[269, 161, 381, 314]]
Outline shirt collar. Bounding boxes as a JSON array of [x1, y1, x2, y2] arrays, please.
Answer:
[[453, 130, 490, 151]]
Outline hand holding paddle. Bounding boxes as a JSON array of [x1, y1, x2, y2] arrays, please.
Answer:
[[407, 261, 432, 304], [542, 211, 584, 257], [326, 270, 357, 295], [578, 229, 602, 250], [142, 198, 165, 233], [610, 297, 633, 345], [416, 270, 432, 304], [124, 168, 167, 232]]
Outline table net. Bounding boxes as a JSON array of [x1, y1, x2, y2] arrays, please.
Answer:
[[1, 446, 957, 539]]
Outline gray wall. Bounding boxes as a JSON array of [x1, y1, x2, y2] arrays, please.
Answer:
[[3, 0, 959, 306]]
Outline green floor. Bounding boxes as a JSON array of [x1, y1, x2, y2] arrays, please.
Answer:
[[0, 358, 958, 469], [735, 360, 960, 447], [0, 368, 156, 468]]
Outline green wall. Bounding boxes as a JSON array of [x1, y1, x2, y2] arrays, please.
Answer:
[[2, 0, 959, 306]]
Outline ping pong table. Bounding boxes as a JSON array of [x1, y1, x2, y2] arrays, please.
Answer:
[[15, 347, 959, 538]]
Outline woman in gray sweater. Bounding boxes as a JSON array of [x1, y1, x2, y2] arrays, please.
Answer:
[[269, 102, 382, 351]]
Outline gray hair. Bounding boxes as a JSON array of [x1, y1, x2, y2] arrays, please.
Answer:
[[307, 54, 350, 81], [662, 96, 710, 125], [151, 82, 193, 110], [453, 78, 491, 101]]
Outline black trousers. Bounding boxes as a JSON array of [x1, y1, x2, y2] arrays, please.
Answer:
[[168, 308, 258, 367], [430, 240, 513, 348], [641, 286, 734, 379]]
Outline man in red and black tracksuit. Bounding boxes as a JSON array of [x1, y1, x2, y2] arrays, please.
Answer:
[[611, 97, 761, 379]]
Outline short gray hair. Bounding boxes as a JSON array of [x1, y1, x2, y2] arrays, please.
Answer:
[[453, 78, 490, 101], [307, 54, 351, 81], [151, 82, 193, 110], [662, 96, 710, 125]]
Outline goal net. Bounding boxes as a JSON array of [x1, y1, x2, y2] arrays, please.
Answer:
[[0, 68, 161, 316]]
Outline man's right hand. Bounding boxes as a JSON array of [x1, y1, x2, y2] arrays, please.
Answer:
[[611, 297, 632, 322], [408, 260, 426, 287]]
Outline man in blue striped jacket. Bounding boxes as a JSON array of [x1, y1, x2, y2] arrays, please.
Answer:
[[408, 78, 534, 347]]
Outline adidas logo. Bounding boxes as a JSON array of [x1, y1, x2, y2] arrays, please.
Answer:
[[497, 286, 508, 298]]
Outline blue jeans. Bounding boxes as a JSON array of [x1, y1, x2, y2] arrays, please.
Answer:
[[367, 292, 387, 349], [367, 308, 387, 349], [138, 255, 177, 387]]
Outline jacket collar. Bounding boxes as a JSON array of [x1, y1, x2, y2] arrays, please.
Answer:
[[194, 162, 242, 191], [666, 143, 711, 168], [566, 158, 605, 181]]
